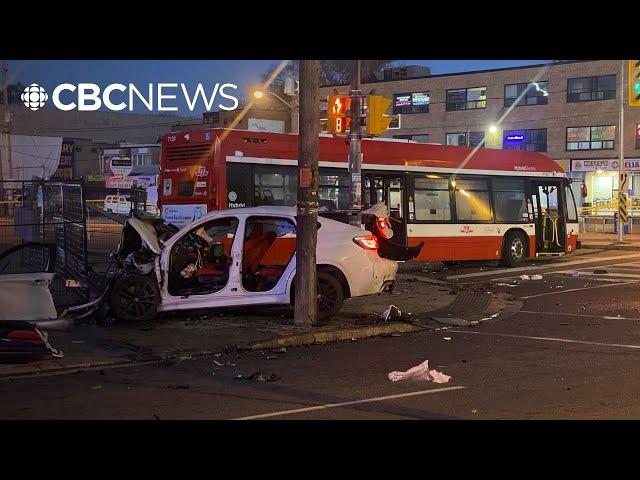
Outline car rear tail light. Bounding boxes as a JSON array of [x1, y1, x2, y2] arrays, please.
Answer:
[[353, 235, 379, 250], [376, 217, 392, 239]]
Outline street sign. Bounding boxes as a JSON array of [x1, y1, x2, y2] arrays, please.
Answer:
[[620, 172, 629, 191]]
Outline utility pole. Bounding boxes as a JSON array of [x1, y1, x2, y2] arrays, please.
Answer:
[[1, 61, 12, 213], [294, 60, 320, 325], [618, 59, 626, 244], [348, 60, 362, 226], [291, 96, 300, 135]]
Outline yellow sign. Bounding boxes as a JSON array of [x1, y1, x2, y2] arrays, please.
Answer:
[[619, 193, 628, 222]]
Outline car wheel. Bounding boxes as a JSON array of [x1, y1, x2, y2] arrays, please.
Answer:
[[109, 274, 160, 322], [316, 272, 344, 321], [290, 272, 345, 321], [501, 231, 527, 267]]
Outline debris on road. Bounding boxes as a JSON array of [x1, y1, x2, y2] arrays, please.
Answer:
[[266, 356, 278, 360], [391, 332, 402, 337], [388, 360, 451, 384], [213, 360, 225, 367], [90, 385, 102, 391], [0, 321, 64, 360], [276, 347, 287, 354], [496, 281, 519, 287], [380, 305, 402, 322], [167, 384, 191, 390], [242, 372, 280, 382], [443, 337, 452, 341], [480, 312, 500, 322], [571, 271, 581, 277], [519, 274, 542, 281], [593, 269, 608, 275]]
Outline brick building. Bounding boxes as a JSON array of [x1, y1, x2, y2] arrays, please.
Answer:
[[319, 60, 640, 207]]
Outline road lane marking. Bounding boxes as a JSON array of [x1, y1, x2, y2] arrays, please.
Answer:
[[519, 281, 640, 299], [233, 385, 466, 420], [446, 253, 640, 280], [550, 270, 640, 280], [447, 330, 640, 350], [518, 310, 638, 321]]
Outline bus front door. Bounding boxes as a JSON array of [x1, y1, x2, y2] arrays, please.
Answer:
[[531, 180, 566, 255]]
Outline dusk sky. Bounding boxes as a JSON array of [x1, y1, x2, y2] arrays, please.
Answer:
[[7, 59, 548, 116]]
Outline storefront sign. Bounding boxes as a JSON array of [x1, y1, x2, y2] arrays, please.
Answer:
[[570, 159, 640, 172], [248, 118, 285, 133], [52, 139, 74, 180]]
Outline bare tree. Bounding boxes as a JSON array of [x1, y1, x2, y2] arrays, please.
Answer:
[[262, 60, 396, 89]]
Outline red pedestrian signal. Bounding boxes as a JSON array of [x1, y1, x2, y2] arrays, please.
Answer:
[[327, 95, 351, 135]]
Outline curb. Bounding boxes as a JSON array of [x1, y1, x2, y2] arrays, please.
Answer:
[[580, 243, 640, 251], [243, 322, 423, 351]]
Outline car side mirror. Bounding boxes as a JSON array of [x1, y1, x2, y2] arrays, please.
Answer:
[[580, 183, 588, 198]]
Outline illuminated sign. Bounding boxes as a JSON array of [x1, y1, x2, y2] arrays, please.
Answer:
[[394, 94, 411, 107]]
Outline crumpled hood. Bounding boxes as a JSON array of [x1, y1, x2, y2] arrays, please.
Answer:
[[126, 218, 162, 254]]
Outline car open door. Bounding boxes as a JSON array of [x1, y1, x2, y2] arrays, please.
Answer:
[[0, 242, 58, 321]]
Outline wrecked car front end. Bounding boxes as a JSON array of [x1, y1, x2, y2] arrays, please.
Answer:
[[106, 217, 178, 322]]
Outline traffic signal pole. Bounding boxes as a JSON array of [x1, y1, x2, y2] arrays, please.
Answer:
[[294, 60, 320, 325], [618, 59, 625, 244], [348, 60, 362, 226]]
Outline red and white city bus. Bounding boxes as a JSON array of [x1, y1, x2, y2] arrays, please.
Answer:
[[158, 128, 579, 266]]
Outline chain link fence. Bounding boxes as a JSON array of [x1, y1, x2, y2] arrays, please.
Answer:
[[0, 180, 90, 308]]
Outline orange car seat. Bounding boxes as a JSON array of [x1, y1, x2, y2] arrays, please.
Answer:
[[243, 223, 277, 276]]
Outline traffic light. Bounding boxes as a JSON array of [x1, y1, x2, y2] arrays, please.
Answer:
[[327, 95, 351, 135], [628, 60, 640, 107], [366, 95, 392, 135]]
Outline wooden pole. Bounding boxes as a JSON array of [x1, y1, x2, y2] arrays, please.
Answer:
[[294, 60, 320, 325]]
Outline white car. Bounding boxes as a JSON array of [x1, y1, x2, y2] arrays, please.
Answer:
[[104, 195, 131, 215], [108, 206, 399, 322]]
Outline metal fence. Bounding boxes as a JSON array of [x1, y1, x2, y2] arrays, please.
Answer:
[[0, 180, 90, 308]]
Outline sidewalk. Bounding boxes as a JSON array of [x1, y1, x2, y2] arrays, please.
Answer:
[[579, 232, 640, 250], [0, 277, 460, 379]]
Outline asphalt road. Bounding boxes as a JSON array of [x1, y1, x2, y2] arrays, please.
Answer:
[[3, 248, 640, 420]]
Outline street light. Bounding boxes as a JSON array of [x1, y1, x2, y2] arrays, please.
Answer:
[[251, 87, 299, 134], [488, 124, 498, 134]]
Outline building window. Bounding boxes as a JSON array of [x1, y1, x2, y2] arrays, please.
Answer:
[[504, 81, 548, 107], [445, 131, 484, 147], [393, 134, 430, 143], [446, 87, 486, 111], [567, 75, 616, 102], [413, 176, 451, 221], [392, 92, 430, 114], [636, 124, 640, 150], [566, 126, 615, 151], [503, 129, 547, 152]]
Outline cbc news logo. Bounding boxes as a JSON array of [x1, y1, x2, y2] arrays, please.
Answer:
[[21, 83, 48, 111]]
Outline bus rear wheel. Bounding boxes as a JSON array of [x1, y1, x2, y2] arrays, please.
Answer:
[[501, 231, 527, 267]]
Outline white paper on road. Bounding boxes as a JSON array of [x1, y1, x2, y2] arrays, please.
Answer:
[[519, 274, 542, 281], [388, 360, 451, 384]]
